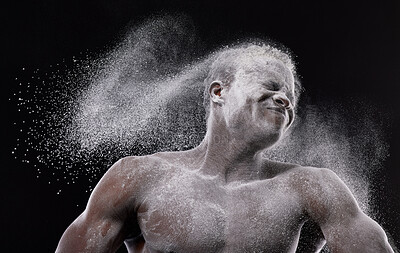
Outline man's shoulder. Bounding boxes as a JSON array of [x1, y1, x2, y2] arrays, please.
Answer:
[[286, 166, 360, 219], [285, 165, 343, 192], [108, 152, 178, 179], [95, 153, 170, 191], [287, 165, 338, 181], [116, 153, 170, 169], [261, 159, 338, 183], [85, 151, 189, 220]]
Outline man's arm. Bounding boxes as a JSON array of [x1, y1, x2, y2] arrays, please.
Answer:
[[302, 168, 393, 253], [56, 157, 141, 253]]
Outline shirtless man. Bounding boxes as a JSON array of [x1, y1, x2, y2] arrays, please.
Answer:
[[56, 44, 394, 252]]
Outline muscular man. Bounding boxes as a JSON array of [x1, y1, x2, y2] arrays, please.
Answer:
[[56, 44, 394, 252]]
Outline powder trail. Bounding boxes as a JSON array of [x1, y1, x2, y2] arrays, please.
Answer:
[[14, 14, 389, 226]]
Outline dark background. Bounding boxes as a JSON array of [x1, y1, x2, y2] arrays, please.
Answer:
[[4, 0, 400, 252]]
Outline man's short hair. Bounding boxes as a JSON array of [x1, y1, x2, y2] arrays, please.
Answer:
[[203, 43, 302, 119]]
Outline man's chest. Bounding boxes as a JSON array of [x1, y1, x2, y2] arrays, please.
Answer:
[[136, 173, 305, 253]]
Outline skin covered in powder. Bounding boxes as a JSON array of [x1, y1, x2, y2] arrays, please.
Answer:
[[56, 44, 394, 252]]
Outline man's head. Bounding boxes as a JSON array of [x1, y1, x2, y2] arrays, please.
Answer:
[[204, 44, 301, 148]]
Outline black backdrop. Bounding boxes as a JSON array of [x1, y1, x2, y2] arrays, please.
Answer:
[[4, 0, 400, 252]]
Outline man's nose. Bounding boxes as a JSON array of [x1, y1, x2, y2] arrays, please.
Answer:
[[272, 94, 291, 109]]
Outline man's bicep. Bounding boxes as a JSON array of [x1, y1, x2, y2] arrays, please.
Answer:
[[304, 168, 393, 253], [321, 211, 393, 253], [56, 210, 127, 252], [56, 158, 139, 252]]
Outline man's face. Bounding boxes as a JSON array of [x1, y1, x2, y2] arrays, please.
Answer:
[[221, 58, 295, 147]]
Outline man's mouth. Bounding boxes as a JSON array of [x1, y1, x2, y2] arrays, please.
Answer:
[[258, 95, 287, 116], [266, 107, 286, 115]]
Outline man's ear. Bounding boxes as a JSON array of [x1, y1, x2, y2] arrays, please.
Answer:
[[209, 81, 224, 105]]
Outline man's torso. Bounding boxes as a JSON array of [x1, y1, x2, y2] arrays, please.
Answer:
[[124, 153, 310, 253]]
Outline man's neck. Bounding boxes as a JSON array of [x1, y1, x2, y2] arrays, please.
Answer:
[[194, 123, 266, 184]]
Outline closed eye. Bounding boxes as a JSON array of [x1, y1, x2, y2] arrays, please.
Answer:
[[263, 82, 280, 91], [258, 94, 270, 102]]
